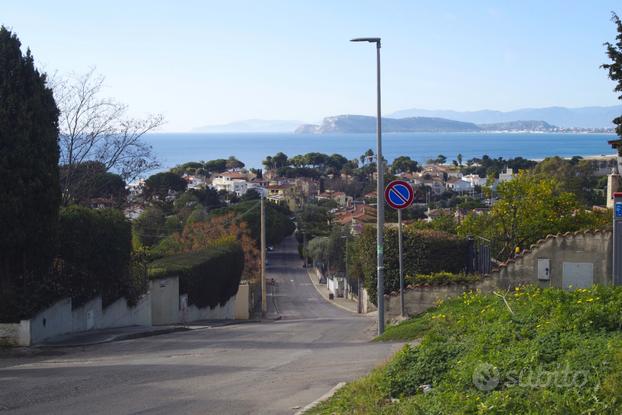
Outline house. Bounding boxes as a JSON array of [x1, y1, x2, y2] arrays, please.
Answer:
[[445, 177, 473, 192], [211, 171, 250, 196], [422, 178, 445, 195], [498, 167, 515, 183], [462, 174, 487, 187], [267, 183, 300, 211], [317, 190, 352, 207], [334, 204, 377, 234]]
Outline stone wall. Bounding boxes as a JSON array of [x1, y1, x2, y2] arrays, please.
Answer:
[[494, 230, 612, 289], [385, 230, 612, 323]]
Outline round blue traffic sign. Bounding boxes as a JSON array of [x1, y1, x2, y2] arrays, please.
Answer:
[[384, 180, 415, 210]]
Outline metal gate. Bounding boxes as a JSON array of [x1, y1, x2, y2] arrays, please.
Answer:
[[467, 236, 492, 275]]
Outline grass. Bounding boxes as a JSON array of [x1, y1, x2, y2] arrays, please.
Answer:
[[308, 285, 622, 415]]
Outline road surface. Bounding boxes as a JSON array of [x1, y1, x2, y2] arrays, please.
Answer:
[[0, 236, 399, 414]]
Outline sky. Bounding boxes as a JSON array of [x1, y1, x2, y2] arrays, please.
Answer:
[[2, 1, 621, 131]]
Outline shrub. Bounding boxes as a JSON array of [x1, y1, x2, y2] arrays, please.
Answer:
[[148, 239, 244, 308], [405, 272, 480, 287], [58, 205, 136, 306], [355, 226, 468, 303]]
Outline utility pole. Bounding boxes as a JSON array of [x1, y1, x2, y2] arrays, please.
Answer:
[[261, 196, 267, 315]]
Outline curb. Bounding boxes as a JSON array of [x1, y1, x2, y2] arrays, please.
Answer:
[[37, 326, 192, 348], [294, 382, 346, 414], [305, 269, 360, 315]]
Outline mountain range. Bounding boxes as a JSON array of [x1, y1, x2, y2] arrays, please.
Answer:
[[192, 105, 621, 133], [388, 105, 622, 129]]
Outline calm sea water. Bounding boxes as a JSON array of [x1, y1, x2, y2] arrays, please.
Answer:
[[144, 132, 617, 170]]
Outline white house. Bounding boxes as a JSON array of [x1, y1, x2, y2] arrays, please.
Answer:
[[498, 167, 515, 183], [211, 171, 250, 196], [445, 177, 473, 192], [462, 174, 487, 187]]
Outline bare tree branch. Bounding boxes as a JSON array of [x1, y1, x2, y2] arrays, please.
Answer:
[[53, 69, 164, 204]]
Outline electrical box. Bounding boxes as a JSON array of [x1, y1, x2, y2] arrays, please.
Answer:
[[537, 258, 550, 281]]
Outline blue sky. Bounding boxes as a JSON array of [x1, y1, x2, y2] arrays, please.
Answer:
[[3, 1, 621, 131]]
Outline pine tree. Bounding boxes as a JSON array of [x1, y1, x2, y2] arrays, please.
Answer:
[[603, 12, 622, 142], [0, 27, 60, 320]]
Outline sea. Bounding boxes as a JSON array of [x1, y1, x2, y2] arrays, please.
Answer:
[[143, 132, 618, 171]]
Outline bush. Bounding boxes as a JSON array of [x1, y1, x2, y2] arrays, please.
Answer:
[[148, 239, 244, 308], [355, 226, 468, 303], [58, 205, 136, 306], [405, 272, 480, 287], [208, 200, 295, 246]]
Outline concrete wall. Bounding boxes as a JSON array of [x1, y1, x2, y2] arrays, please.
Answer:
[[234, 283, 250, 320], [384, 230, 612, 324], [150, 277, 180, 325], [180, 297, 236, 323], [100, 294, 151, 328], [29, 298, 73, 344], [0, 321, 30, 346], [495, 230, 612, 289], [384, 279, 495, 323], [72, 297, 102, 332], [361, 288, 377, 314]]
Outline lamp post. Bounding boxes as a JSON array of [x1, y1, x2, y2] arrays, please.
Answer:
[[351, 37, 384, 334]]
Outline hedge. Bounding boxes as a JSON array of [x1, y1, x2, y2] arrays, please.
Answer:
[[355, 225, 469, 303], [148, 240, 244, 309], [58, 205, 136, 307]]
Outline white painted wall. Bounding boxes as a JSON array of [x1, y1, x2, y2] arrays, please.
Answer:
[[29, 298, 73, 344], [0, 321, 30, 346], [100, 294, 151, 328], [180, 297, 236, 323], [72, 297, 103, 332], [150, 277, 180, 325]]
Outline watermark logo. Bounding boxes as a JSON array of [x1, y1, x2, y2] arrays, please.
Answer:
[[472, 363, 500, 391], [472, 363, 589, 391]]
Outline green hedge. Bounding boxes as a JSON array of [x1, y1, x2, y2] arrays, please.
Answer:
[[58, 205, 136, 307], [405, 272, 481, 287], [355, 226, 469, 303], [148, 240, 244, 308]]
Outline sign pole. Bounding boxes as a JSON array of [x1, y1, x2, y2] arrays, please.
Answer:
[[398, 208, 404, 317]]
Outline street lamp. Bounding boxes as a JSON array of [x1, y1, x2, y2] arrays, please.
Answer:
[[350, 36, 384, 334]]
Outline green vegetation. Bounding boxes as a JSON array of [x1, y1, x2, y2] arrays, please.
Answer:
[[356, 226, 468, 302], [143, 171, 188, 200], [0, 27, 60, 322], [148, 239, 244, 308], [310, 285, 622, 414], [458, 172, 609, 260], [58, 206, 140, 307], [603, 12, 622, 140], [405, 272, 480, 287]]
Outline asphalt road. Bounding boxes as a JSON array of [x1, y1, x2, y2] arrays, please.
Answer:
[[0, 236, 400, 415]]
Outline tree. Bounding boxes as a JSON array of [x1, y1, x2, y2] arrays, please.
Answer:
[[435, 154, 447, 164], [457, 153, 463, 167], [204, 159, 228, 173], [225, 156, 245, 170], [391, 156, 419, 174], [133, 206, 167, 247], [54, 68, 163, 204], [603, 12, 622, 140], [143, 172, 187, 200], [0, 27, 60, 320], [457, 172, 608, 260], [240, 189, 261, 201], [59, 161, 127, 206]]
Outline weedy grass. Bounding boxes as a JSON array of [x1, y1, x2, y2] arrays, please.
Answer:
[[308, 285, 622, 415]]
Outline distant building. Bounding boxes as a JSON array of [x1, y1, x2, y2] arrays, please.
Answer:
[[498, 167, 515, 183], [445, 177, 473, 192], [211, 171, 250, 196]]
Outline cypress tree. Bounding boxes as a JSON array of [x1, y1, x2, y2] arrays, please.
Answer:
[[0, 27, 60, 320], [603, 13, 622, 143]]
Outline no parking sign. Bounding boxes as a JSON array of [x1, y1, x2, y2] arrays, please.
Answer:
[[384, 180, 414, 210]]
